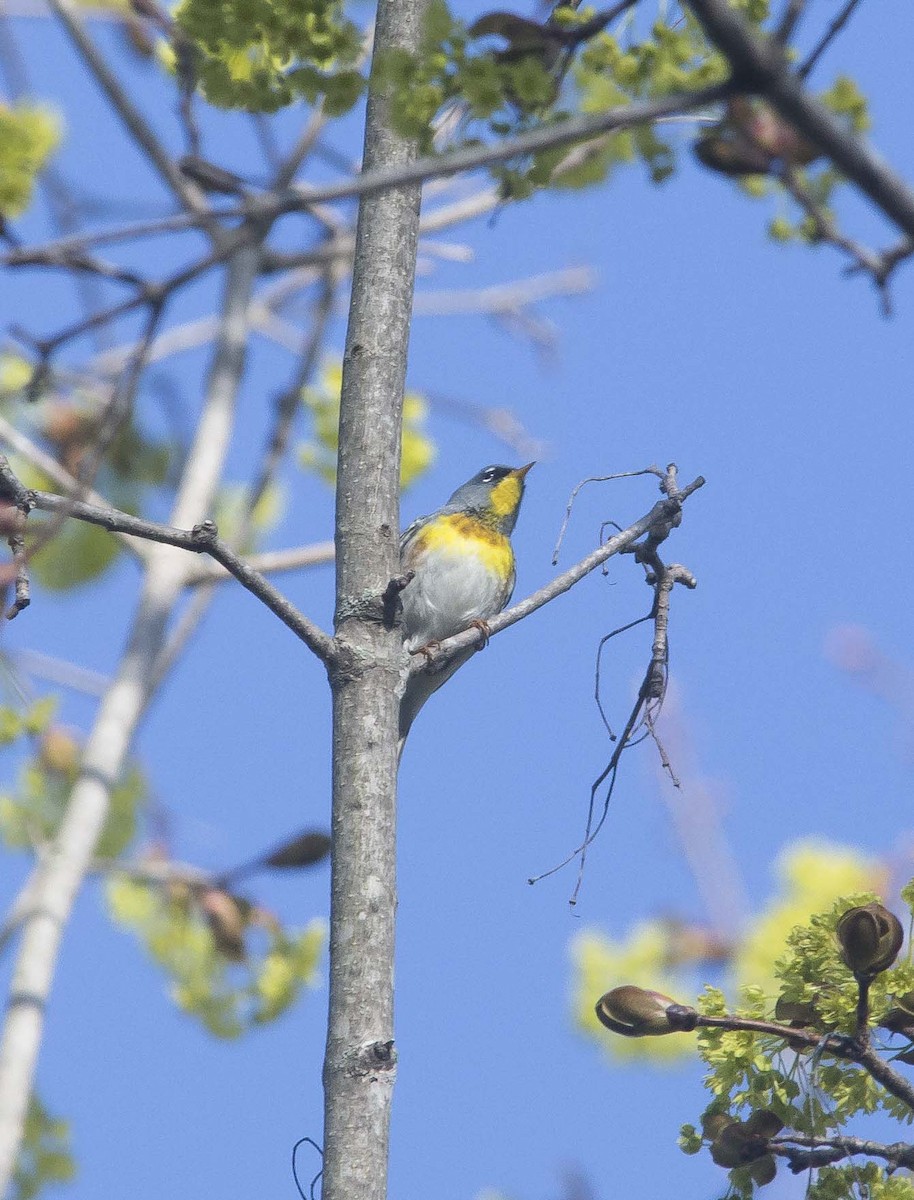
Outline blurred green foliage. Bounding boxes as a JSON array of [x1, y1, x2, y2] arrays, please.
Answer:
[[212, 480, 286, 552], [3, 391, 173, 591], [12, 1097, 75, 1200], [106, 875, 325, 1036], [173, 0, 363, 111], [575, 840, 914, 1198], [162, 0, 877, 255], [0, 104, 61, 218], [299, 360, 436, 490], [0, 700, 144, 860], [573, 840, 881, 1063]]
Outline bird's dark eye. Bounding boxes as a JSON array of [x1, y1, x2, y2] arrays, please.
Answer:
[[482, 468, 496, 482]]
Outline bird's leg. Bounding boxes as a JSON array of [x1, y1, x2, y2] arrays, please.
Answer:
[[411, 639, 441, 663], [470, 619, 492, 648]]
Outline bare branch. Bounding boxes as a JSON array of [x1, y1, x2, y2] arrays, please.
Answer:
[[425, 391, 546, 460], [1, 211, 213, 263], [770, 1134, 914, 1173], [182, 541, 336, 587], [777, 166, 914, 313], [686, 0, 914, 240], [25, 491, 335, 662], [412, 266, 596, 317], [45, 0, 206, 214], [238, 84, 735, 222]]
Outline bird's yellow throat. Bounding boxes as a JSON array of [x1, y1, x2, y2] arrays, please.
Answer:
[[412, 513, 513, 576], [489, 473, 522, 519]]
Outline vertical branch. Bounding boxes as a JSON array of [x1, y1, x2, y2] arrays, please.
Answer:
[[321, 0, 425, 1197], [0, 245, 260, 1193], [855, 978, 871, 1050]]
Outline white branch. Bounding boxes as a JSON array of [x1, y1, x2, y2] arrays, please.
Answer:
[[0, 246, 260, 1192]]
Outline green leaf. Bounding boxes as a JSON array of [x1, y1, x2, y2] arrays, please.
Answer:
[[30, 519, 121, 591], [678, 1124, 702, 1155], [175, 0, 362, 112], [820, 75, 870, 134], [96, 766, 145, 860], [0, 706, 24, 746]]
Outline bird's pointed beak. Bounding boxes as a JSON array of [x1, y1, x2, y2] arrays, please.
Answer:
[[514, 462, 535, 480]]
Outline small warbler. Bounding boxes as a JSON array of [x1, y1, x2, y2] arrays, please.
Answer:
[[398, 462, 534, 759]]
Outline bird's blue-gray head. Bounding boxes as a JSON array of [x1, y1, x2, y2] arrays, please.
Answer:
[[445, 463, 534, 534]]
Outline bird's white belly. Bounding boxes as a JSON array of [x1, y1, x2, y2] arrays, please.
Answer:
[[401, 549, 505, 649]]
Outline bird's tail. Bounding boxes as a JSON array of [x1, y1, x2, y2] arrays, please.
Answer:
[[397, 646, 477, 766]]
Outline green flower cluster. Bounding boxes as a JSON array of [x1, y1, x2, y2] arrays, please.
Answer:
[[685, 889, 914, 1199], [0, 698, 144, 861], [174, 0, 363, 111]]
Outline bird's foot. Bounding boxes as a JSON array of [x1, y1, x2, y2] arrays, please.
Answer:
[[471, 619, 492, 648], [412, 639, 441, 663]]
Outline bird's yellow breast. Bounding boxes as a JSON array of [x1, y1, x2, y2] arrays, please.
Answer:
[[412, 513, 514, 577]]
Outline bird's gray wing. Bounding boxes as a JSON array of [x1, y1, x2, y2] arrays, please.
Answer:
[[399, 512, 431, 563], [502, 560, 517, 612]]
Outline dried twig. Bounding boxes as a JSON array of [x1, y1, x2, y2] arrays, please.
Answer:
[[525, 466, 700, 903]]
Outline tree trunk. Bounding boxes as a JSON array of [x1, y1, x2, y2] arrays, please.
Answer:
[[321, 0, 425, 1196]]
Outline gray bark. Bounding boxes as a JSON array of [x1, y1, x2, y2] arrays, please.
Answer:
[[321, 0, 425, 1195]]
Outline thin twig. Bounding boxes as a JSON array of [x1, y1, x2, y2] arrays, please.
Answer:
[[45, 0, 206, 214], [526, 467, 700, 901], [798, 0, 865, 80], [552, 467, 666, 565], [686, 0, 914, 240], [774, 0, 806, 45], [5, 523, 30, 619], [27, 491, 335, 662], [778, 166, 913, 314]]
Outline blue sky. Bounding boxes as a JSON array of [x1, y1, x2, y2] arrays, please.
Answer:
[[3, 2, 914, 1199]]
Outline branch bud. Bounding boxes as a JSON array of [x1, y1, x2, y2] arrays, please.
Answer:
[[708, 1112, 782, 1171], [836, 903, 903, 980], [594, 985, 697, 1037]]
